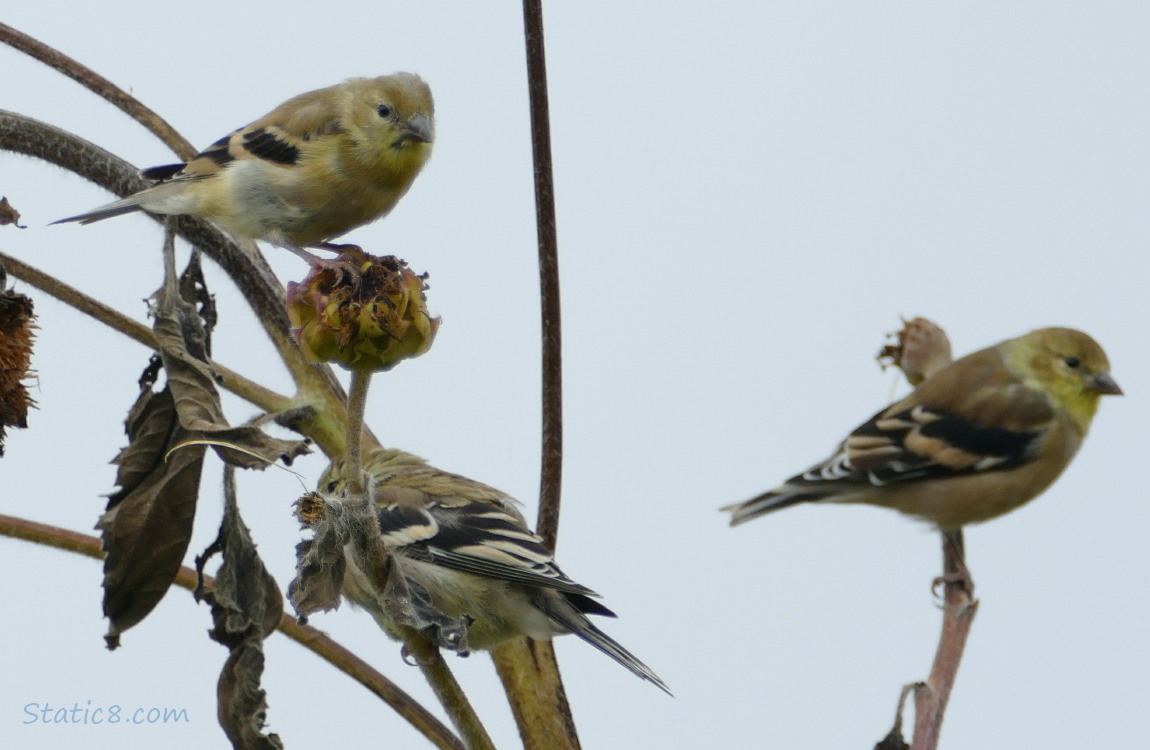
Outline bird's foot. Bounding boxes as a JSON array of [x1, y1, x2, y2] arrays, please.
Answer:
[[400, 643, 437, 668], [313, 242, 364, 254], [284, 243, 366, 287], [931, 569, 975, 599]]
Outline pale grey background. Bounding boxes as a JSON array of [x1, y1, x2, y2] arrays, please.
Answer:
[[2, 2, 1147, 748]]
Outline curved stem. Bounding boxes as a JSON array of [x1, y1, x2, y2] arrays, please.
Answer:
[[0, 251, 291, 413], [0, 110, 367, 458], [404, 635, 497, 750], [0, 22, 196, 160], [0, 513, 464, 750]]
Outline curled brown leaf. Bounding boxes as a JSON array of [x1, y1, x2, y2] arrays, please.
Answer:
[[197, 469, 284, 748], [0, 196, 27, 228], [154, 257, 309, 469]]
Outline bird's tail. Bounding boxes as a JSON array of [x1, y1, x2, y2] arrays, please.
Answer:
[[544, 597, 671, 695], [52, 196, 149, 226], [721, 484, 832, 527], [53, 179, 191, 226]]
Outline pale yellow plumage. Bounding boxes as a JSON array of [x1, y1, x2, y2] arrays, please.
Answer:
[[323, 449, 669, 694], [725, 328, 1121, 530], [55, 74, 434, 256]]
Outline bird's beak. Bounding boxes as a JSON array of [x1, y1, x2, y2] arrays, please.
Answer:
[[396, 113, 433, 145], [1091, 372, 1123, 395]]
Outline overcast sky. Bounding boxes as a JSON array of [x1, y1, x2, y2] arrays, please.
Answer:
[[3, 2, 1148, 748]]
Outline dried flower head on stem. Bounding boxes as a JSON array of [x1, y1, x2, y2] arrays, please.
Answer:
[[286, 247, 440, 373]]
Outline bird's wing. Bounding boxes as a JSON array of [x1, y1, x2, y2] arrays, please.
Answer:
[[809, 397, 1049, 488], [725, 347, 1059, 524], [803, 350, 1058, 488], [375, 486, 599, 598], [157, 88, 345, 182]]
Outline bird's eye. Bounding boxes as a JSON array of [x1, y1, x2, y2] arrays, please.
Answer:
[[325, 480, 339, 493], [376, 104, 392, 118], [1064, 356, 1081, 369]]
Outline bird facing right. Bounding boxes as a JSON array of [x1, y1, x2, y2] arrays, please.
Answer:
[[54, 74, 434, 262], [724, 327, 1122, 530]]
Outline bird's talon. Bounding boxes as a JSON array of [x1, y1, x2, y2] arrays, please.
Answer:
[[399, 643, 435, 668], [315, 242, 364, 254], [931, 570, 975, 599]]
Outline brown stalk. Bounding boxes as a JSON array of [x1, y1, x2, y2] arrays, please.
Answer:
[[0, 251, 290, 414], [522, 0, 563, 550], [403, 635, 497, 750], [0, 21, 196, 160], [0, 513, 464, 750], [0, 110, 358, 458], [910, 531, 978, 750], [491, 640, 580, 750], [876, 318, 977, 750], [482, 4, 581, 749]]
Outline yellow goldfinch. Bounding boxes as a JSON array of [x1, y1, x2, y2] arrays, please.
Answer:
[[324, 449, 669, 694], [55, 74, 434, 260], [725, 328, 1121, 530]]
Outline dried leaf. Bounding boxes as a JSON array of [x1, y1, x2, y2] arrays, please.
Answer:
[[0, 197, 27, 228], [100, 253, 304, 647], [217, 643, 283, 750], [287, 492, 350, 620], [198, 469, 283, 644], [152, 278, 308, 469], [0, 264, 35, 456], [177, 253, 217, 357], [198, 469, 283, 749], [100, 378, 203, 649], [874, 730, 911, 750]]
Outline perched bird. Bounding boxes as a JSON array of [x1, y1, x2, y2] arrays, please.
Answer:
[[724, 328, 1121, 530], [55, 74, 434, 261], [322, 449, 669, 694]]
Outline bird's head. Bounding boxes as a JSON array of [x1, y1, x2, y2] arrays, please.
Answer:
[[1011, 327, 1122, 431], [341, 73, 435, 168]]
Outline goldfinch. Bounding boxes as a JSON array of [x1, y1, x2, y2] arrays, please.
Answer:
[[725, 328, 1121, 530], [55, 74, 433, 260], [324, 450, 669, 694]]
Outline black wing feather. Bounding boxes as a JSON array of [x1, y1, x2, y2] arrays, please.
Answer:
[[242, 128, 300, 165]]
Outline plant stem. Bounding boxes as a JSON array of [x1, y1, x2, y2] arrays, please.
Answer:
[[0, 22, 196, 159], [875, 319, 975, 750], [911, 529, 978, 750], [345, 370, 372, 496], [342, 373, 494, 747], [522, 0, 563, 552], [0, 513, 464, 750], [404, 635, 497, 750], [492, 639, 580, 750], [0, 112, 363, 458], [0, 250, 294, 419], [490, 6, 580, 749]]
